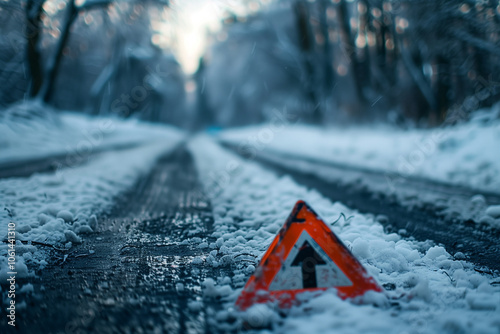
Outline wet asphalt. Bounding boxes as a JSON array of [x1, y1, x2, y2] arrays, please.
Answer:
[[11, 147, 232, 334], [4, 142, 500, 334]]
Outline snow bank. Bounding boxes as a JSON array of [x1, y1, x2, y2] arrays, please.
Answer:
[[188, 136, 500, 333], [219, 119, 500, 194], [0, 101, 179, 165]]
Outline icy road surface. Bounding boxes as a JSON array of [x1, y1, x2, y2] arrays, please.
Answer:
[[0, 123, 499, 333], [0, 111, 185, 282], [8, 147, 229, 333]]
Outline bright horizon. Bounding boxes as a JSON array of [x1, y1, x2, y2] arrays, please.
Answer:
[[167, 0, 261, 74]]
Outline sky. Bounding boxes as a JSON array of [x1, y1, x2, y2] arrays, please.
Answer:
[[167, 0, 258, 74]]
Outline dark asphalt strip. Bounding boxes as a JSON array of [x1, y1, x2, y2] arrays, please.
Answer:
[[10, 147, 232, 334], [222, 143, 500, 273], [238, 147, 500, 204], [0, 142, 142, 179]]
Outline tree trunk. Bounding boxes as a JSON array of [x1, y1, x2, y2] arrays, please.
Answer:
[[336, 0, 365, 104], [294, 0, 322, 123], [40, 0, 78, 103], [25, 0, 45, 97], [318, 0, 334, 93]]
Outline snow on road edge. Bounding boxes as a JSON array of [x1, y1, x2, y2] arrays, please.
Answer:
[[0, 102, 179, 166], [189, 136, 500, 334], [219, 119, 500, 194], [0, 128, 184, 282], [219, 120, 500, 226]]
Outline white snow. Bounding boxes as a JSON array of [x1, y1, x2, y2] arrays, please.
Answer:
[[218, 117, 500, 226], [188, 136, 500, 334], [0, 105, 185, 280], [219, 119, 500, 194], [0, 101, 178, 166], [485, 205, 500, 218]]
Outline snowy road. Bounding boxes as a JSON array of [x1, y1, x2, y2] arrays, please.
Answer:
[[15, 147, 229, 333], [2, 138, 500, 333], [222, 142, 500, 272]]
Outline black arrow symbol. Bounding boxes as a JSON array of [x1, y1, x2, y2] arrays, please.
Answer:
[[291, 241, 326, 288]]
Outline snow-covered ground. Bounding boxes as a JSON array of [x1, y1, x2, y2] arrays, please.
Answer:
[[0, 104, 185, 280], [219, 118, 500, 193], [189, 136, 500, 334], [0, 101, 178, 166], [219, 114, 500, 225]]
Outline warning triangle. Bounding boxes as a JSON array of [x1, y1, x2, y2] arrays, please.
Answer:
[[236, 200, 382, 310]]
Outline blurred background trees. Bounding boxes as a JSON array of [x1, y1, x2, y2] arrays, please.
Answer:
[[197, 0, 500, 127], [0, 0, 187, 126], [1, 0, 499, 128]]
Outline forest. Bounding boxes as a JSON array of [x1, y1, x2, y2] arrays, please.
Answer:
[[0, 0, 499, 128]]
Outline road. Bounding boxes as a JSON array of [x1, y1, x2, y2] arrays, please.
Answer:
[[15, 147, 231, 333], [5, 142, 500, 333]]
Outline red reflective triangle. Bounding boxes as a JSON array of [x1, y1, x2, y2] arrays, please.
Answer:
[[236, 200, 382, 310]]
